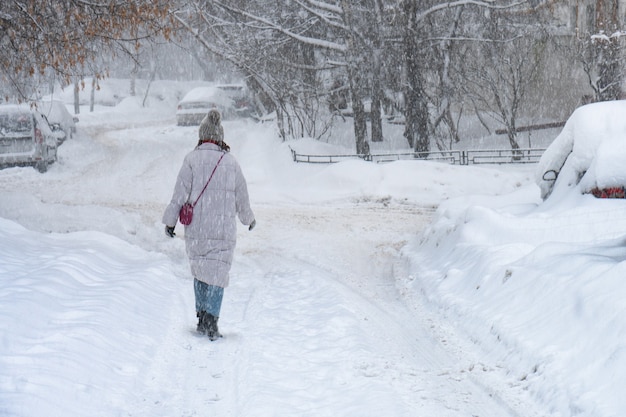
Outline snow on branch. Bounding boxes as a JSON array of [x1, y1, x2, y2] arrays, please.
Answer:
[[300, 0, 343, 14], [213, 1, 347, 52], [416, 0, 526, 21], [295, 0, 347, 31], [591, 30, 626, 42]]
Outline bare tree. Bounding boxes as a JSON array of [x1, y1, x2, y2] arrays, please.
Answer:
[[429, 7, 464, 149], [172, 0, 530, 155], [577, 0, 625, 104], [174, 1, 373, 150], [457, 5, 548, 154]]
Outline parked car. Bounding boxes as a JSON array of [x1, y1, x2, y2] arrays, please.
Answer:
[[0, 105, 58, 173], [176, 87, 235, 126], [536, 100, 626, 200], [215, 84, 257, 118], [176, 84, 258, 126], [37, 99, 78, 140]]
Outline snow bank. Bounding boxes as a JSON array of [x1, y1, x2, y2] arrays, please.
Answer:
[[0, 218, 178, 416], [408, 182, 626, 416]]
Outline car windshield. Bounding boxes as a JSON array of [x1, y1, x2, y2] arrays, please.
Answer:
[[0, 111, 32, 136], [38, 101, 64, 121]]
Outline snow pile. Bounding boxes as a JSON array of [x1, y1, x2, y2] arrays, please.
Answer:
[[408, 172, 626, 416], [0, 219, 178, 416]]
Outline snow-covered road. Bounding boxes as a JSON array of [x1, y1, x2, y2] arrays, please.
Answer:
[[0, 108, 545, 416]]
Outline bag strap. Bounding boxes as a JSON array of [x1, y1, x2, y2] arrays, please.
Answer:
[[192, 152, 226, 208]]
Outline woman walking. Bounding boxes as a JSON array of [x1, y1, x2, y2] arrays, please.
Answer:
[[163, 109, 256, 340]]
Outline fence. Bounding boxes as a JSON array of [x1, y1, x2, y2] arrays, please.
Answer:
[[290, 147, 546, 165]]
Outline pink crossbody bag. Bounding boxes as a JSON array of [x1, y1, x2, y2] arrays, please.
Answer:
[[179, 152, 226, 225]]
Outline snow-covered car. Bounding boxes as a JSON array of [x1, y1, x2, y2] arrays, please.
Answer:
[[0, 105, 58, 173], [215, 84, 257, 118], [37, 99, 78, 140], [176, 85, 258, 125], [536, 100, 626, 200], [176, 87, 236, 126]]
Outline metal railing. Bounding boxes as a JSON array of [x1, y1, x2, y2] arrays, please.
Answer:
[[463, 148, 545, 164], [290, 147, 546, 165]]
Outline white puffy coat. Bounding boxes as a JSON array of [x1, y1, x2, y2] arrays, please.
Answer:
[[162, 142, 255, 287]]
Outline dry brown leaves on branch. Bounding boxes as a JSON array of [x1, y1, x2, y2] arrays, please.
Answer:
[[0, 0, 174, 86]]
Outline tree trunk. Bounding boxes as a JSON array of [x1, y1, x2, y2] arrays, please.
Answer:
[[73, 80, 80, 115], [90, 77, 96, 113], [130, 75, 136, 97], [349, 72, 369, 155], [370, 83, 383, 143], [341, 0, 369, 155], [369, 40, 383, 145], [370, 0, 385, 143], [402, 0, 429, 155], [143, 62, 157, 108]]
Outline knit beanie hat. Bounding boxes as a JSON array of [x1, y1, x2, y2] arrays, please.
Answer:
[[198, 109, 224, 143]]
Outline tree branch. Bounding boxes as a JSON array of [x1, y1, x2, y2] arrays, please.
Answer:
[[416, 0, 527, 21]]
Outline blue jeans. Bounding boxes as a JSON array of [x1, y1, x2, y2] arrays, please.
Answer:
[[194, 279, 224, 317]]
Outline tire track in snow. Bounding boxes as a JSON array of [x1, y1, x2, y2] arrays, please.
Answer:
[[223, 203, 542, 416]]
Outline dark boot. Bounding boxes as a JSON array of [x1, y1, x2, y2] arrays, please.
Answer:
[[206, 314, 223, 341], [196, 311, 208, 333]]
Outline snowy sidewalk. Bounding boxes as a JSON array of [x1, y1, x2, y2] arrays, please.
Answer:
[[125, 204, 544, 416]]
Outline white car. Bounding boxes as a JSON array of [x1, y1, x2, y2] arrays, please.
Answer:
[[176, 87, 235, 126], [215, 84, 256, 118], [536, 100, 626, 200], [0, 105, 58, 173], [37, 99, 78, 140]]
